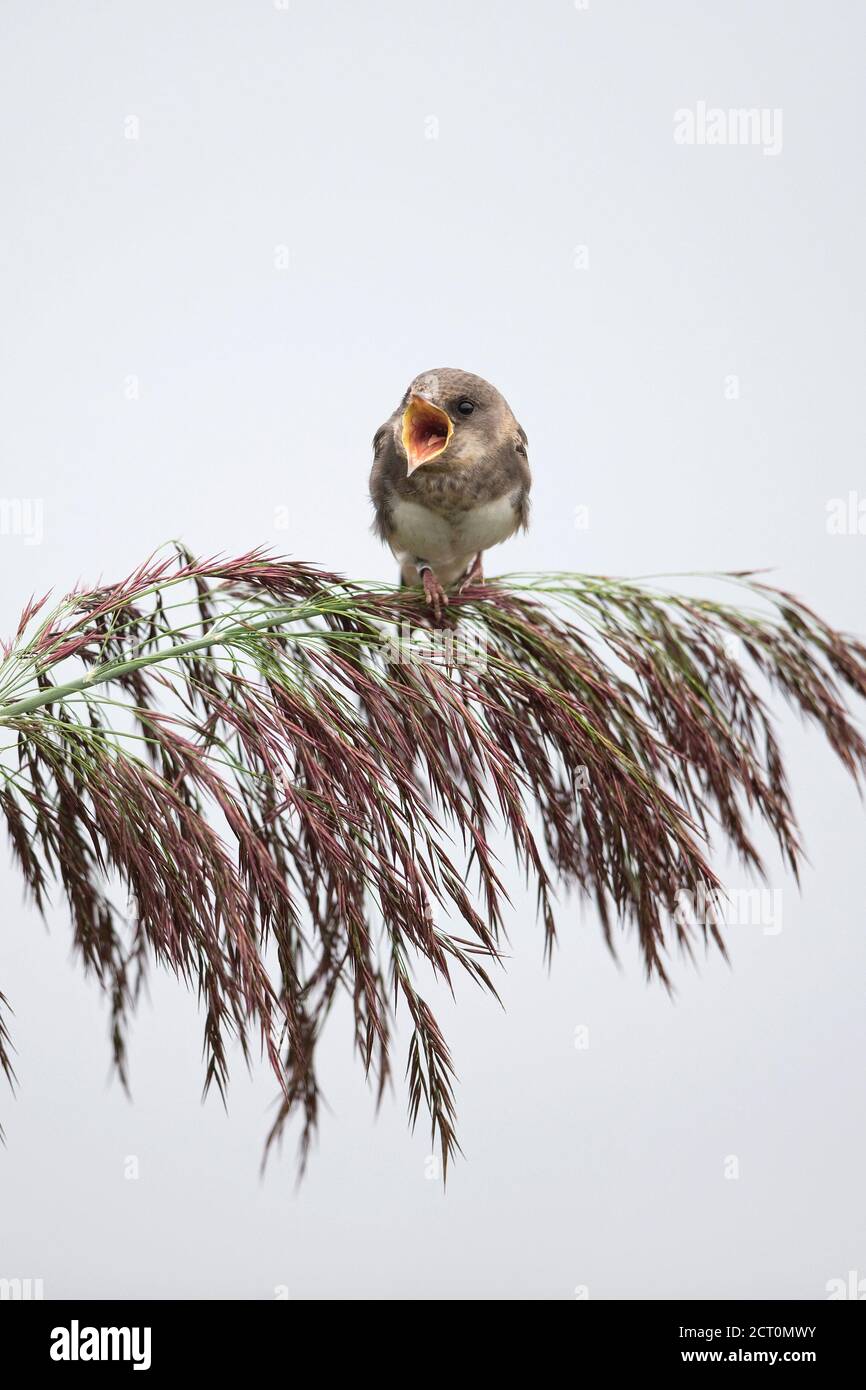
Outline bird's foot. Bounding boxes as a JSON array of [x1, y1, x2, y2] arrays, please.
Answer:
[[419, 565, 449, 624], [457, 553, 484, 595]]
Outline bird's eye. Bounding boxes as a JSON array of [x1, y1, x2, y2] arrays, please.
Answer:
[[457, 399, 475, 416]]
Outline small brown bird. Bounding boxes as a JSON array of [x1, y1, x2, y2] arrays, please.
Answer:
[[369, 368, 531, 620]]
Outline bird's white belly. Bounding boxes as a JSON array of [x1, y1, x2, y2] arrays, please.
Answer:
[[390, 494, 517, 569]]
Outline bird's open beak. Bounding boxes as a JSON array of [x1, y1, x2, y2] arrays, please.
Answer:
[[401, 395, 453, 474]]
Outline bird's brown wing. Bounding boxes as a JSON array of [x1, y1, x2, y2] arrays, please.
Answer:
[[369, 420, 402, 542], [512, 423, 531, 530]]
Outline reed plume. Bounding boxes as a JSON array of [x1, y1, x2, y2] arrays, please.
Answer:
[[1, 545, 864, 1172]]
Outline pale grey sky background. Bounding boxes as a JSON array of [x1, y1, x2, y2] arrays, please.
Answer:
[[0, 0, 864, 1299]]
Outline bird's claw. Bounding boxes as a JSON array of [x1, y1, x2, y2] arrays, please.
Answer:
[[420, 567, 449, 624]]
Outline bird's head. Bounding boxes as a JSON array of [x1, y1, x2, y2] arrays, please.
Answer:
[[396, 369, 514, 475]]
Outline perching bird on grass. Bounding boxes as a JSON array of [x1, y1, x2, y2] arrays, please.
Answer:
[[370, 368, 531, 621]]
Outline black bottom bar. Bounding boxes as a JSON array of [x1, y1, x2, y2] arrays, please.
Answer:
[[0, 1297, 863, 1374]]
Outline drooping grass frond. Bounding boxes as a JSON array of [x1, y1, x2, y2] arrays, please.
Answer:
[[1, 546, 864, 1172]]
